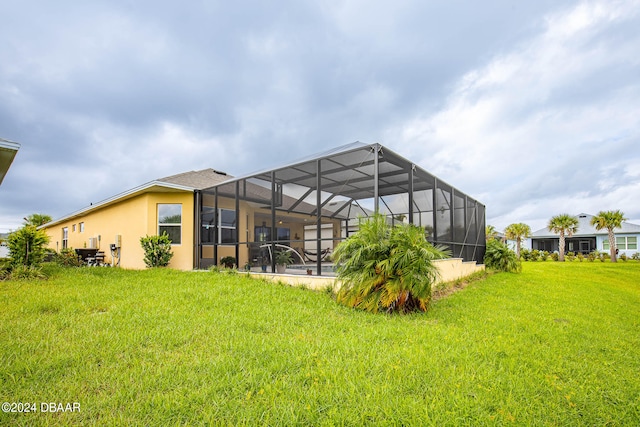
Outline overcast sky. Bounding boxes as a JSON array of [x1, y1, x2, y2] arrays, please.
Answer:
[[1, 0, 639, 234]]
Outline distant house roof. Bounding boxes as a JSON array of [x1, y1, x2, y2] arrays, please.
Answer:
[[532, 213, 640, 238], [42, 169, 232, 228], [0, 138, 20, 186]]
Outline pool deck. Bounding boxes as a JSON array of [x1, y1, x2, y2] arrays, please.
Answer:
[[246, 258, 484, 291]]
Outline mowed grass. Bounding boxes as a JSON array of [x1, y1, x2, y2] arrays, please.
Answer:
[[1, 262, 639, 426]]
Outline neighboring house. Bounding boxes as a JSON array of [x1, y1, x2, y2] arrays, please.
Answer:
[[528, 213, 640, 256], [41, 142, 486, 272], [0, 138, 20, 186]]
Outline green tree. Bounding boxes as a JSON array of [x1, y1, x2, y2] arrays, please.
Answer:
[[504, 223, 531, 259], [548, 214, 579, 262], [23, 213, 52, 227], [333, 214, 449, 314], [485, 225, 499, 241], [590, 210, 627, 262], [140, 233, 174, 268], [484, 239, 521, 273], [7, 225, 50, 267]]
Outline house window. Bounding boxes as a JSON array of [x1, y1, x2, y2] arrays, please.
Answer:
[[80, 222, 85, 233], [62, 227, 68, 249], [158, 204, 182, 245], [72, 224, 76, 232], [219, 209, 237, 244], [277, 227, 290, 241], [604, 236, 637, 250], [253, 225, 290, 242]]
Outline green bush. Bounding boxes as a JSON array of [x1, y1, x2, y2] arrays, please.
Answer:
[[220, 256, 236, 268], [632, 253, 640, 261], [520, 248, 531, 261], [530, 249, 540, 261], [140, 233, 174, 268], [484, 239, 521, 273], [619, 253, 628, 262], [550, 252, 559, 262], [577, 253, 585, 262], [54, 248, 85, 267], [7, 225, 50, 267], [540, 251, 549, 261], [566, 251, 576, 262], [7, 264, 47, 280], [333, 214, 449, 314]]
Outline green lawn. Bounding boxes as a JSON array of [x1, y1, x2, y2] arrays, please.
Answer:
[[1, 262, 639, 426]]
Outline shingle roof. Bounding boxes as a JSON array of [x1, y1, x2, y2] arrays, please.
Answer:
[[532, 213, 640, 237], [158, 168, 231, 189], [42, 169, 233, 228]]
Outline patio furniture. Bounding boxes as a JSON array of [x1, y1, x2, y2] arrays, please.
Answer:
[[303, 248, 331, 263]]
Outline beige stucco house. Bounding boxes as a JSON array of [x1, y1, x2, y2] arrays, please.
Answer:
[[41, 143, 486, 274]]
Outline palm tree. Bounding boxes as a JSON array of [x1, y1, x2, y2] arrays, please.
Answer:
[[548, 214, 579, 262], [485, 225, 499, 241], [333, 214, 449, 313], [590, 210, 627, 262], [504, 223, 531, 259], [23, 213, 52, 227]]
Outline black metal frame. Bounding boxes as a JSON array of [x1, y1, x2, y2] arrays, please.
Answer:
[[195, 142, 486, 273]]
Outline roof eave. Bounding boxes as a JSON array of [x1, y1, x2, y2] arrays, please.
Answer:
[[40, 181, 195, 229]]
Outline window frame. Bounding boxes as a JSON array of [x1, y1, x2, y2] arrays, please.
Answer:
[[62, 227, 69, 249], [604, 236, 638, 250], [158, 203, 182, 245]]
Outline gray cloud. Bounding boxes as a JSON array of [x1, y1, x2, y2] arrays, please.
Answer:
[[1, 0, 639, 233]]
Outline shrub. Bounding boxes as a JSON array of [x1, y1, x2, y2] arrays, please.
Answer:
[[484, 239, 521, 273], [8, 264, 47, 280], [54, 248, 85, 267], [220, 256, 236, 269], [333, 214, 449, 314], [520, 248, 531, 261], [588, 251, 598, 262], [632, 253, 640, 261], [140, 233, 174, 268], [566, 251, 576, 262], [7, 225, 50, 267], [550, 252, 559, 262], [540, 251, 549, 261], [619, 253, 628, 262], [530, 249, 540, 261], [577, 253, 585, 262]]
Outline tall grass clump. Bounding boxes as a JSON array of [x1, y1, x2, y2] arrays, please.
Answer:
[[333, 214, 449, 313], [484, 238, 521, 272]]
